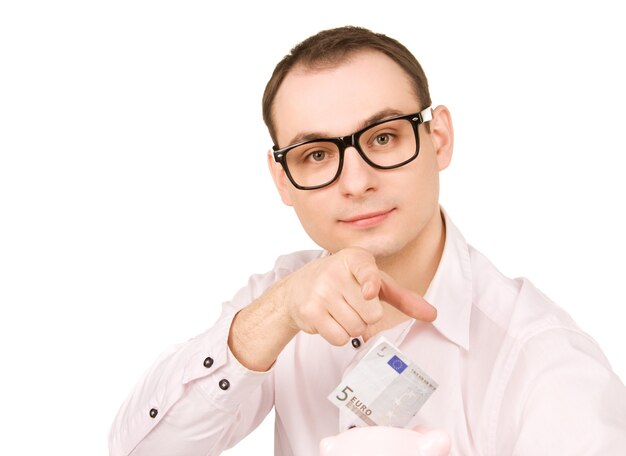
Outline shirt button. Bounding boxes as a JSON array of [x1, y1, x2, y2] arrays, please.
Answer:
[[219, 379, 230, 390], [149, 408, 158, 418], [203, 356, 214, 368], [351, 338, 361, 349]]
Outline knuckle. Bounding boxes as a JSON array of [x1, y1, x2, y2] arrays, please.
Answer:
[[295, 302, 324, 330], [352, 259, 377, 282], [332, 332, 350, 346], [298, 305, 314, 323], [347, 321, 367, 337], [340, 247, 372, 266], [363, 301, 384, 323], [322, 327, 349, 346]]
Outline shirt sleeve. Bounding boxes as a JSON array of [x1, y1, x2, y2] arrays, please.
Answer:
[[496, 327, 626, 455], [108, 266, 290, 456]]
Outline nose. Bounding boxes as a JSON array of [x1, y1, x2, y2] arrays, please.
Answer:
[[336, 146, 377, 197]]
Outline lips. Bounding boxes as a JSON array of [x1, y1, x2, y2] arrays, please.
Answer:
[[339, 209, 395, 228]]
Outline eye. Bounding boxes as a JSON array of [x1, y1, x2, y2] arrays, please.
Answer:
[[309, 150, 327, 162], [374, 133, 391, 145], [301, 146, 337, 163]]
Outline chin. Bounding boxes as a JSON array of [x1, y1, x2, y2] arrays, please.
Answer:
[[366, 242, 406, 261], [325, 235, 408, 259]]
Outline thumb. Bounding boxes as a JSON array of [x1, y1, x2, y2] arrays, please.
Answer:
[[379, 273, 437, 322]]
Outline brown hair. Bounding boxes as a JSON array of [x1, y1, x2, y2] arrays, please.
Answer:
[[262, 26, 432, 145]]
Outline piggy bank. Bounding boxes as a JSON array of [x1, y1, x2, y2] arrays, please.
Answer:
[[319, 426, 451, 456]]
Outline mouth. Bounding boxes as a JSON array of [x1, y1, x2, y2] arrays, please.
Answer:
[[339, 209, 395, 228]]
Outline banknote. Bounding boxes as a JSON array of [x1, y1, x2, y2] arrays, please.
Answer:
[[328, 337, 437, 428]]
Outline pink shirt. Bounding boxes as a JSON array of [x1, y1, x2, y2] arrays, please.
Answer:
[[109, 211, 626, 455]]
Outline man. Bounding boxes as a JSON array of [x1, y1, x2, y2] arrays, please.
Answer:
[[109, 26, 626, 455]]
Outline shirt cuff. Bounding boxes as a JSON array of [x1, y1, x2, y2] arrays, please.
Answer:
[[182, 309, 274, 409]]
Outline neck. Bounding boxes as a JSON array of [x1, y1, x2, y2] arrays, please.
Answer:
[[378, 207, 446, 297], [362, 207, 445, 341], [362, 208, 445, 341]]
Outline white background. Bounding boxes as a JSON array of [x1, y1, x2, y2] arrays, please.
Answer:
[[1, 1, 624, 454]]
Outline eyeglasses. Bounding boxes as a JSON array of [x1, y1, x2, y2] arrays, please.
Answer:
[[272, 107, 432, 190]]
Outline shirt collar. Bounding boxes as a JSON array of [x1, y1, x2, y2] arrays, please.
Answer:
[[423, 208, 473, 351]]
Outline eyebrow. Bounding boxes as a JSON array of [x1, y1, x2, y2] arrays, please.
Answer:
[[284, 108, 407, 147]]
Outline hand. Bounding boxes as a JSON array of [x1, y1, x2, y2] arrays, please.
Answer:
[[277, 247, 437, 346]]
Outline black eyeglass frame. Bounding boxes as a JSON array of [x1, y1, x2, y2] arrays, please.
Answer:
[[272, 107, 433, 190]]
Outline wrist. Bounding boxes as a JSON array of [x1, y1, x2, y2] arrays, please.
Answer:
[[227, 279, 298, 372]]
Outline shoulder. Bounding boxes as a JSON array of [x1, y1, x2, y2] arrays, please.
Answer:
[[466, 244, 612, 386], [468, 244, 581, 342], [465, 247, 626, 453]]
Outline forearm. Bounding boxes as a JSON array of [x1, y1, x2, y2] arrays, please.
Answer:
[[125, 355, 275, 456], [228, 278, 299, 372], [109, 312, 274, 456], [109, 251, 323, 455]]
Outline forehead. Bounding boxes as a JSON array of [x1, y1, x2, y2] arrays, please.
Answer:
[[273, 51, 419, 147]]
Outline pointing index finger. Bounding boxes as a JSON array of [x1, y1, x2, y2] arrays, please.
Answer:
[[379, 273, 437, 322]]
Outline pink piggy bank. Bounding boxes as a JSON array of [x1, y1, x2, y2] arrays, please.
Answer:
[[319, 426, 451, 456]]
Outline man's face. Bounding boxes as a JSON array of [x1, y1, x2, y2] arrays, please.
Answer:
[[269, 51, 452, 260]]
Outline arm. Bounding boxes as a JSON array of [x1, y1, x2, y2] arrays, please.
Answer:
[[110, 248, 437, 455], [496, 328, 626, 454], [108, 263, 290, 456]]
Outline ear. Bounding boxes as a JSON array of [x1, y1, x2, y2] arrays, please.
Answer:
[[267, 150, 294, 206], [429, 105, 454, 171]]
